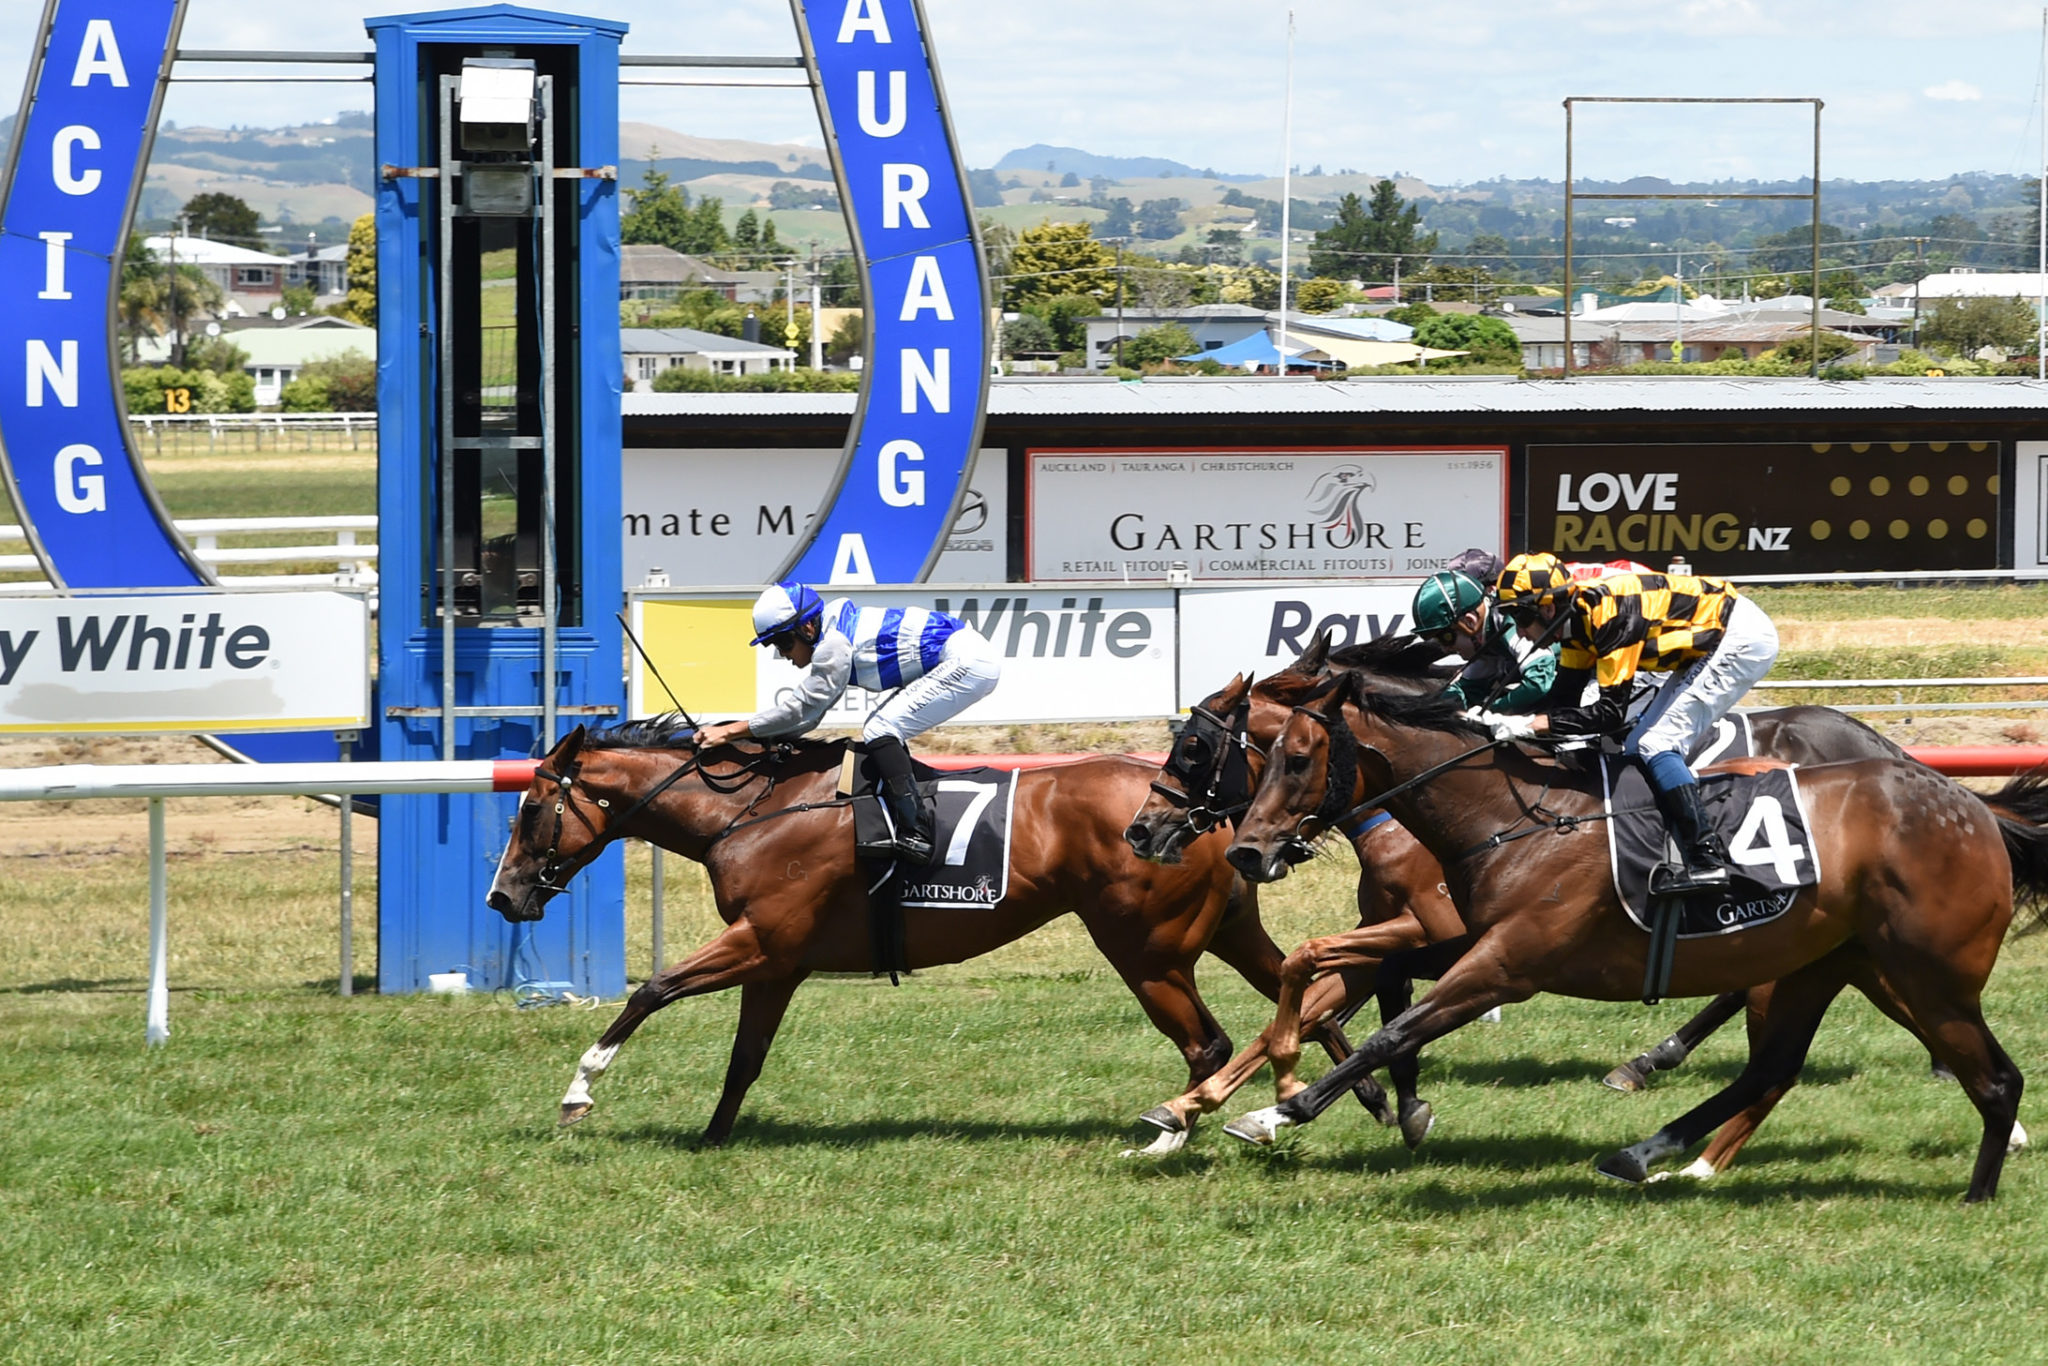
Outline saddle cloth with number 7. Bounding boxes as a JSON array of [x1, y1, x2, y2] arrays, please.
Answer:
[[1601, 760, 1823, 937], [842, 754, 1021, 909]]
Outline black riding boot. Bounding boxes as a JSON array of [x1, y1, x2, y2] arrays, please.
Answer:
[[1651, 779, 1731, 895], [868, 735, 935, 865]]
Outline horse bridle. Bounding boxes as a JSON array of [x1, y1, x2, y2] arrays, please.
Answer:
[[1277, 696, 1502, 853], [526, 748, 712, 899], [1151, 697, 1255, 835]]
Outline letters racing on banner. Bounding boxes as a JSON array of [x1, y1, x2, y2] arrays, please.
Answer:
[[0, 0, 206, 589]]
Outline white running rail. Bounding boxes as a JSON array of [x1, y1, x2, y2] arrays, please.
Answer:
[[0, 514, 377, 589]]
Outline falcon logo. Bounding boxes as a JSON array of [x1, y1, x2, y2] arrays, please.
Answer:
[[1305, 465, 1376, 549]]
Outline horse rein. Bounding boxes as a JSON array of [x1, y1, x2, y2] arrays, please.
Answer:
[[528, 750, 706, 896]]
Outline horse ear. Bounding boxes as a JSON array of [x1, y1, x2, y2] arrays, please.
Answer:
[[551, 724, 588, 766], [1293, 629, 1331, 675]]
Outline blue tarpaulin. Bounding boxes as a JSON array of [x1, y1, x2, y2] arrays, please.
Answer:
[[1176, 331, 1333, 370]]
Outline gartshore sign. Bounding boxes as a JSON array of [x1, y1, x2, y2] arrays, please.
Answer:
[[1027, 446, 1507, 582]]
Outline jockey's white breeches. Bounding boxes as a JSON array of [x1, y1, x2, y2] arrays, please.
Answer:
[[861, 629, 1003, 743], [1624, 595, 1780, 763]]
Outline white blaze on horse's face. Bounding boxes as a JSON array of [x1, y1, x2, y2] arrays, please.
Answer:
[[487, 790, 545, 914]]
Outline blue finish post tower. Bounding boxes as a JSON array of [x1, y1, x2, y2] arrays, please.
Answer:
[[369, 5, 627, 995]]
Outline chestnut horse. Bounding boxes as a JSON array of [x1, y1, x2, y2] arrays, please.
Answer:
[[1221, 672, 2048, 1201], [1125, 635, 1913, 1159], [485, 717, 1307, 1144]]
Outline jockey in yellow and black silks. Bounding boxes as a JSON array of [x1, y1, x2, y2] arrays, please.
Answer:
[[1486, 552, 1781, 894]]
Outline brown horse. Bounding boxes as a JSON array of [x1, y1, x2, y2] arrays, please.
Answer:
[[1125, 635, 1917, 1159], [485, 717, 1305, 1144], [1220, 671, 2048, 1201]]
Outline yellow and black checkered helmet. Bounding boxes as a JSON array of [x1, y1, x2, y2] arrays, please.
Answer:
[[1494, 552, 1570, 615]]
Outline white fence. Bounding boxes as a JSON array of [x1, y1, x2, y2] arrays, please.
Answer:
[[0, 515, 376, 590], [127, 411, 376, 455]]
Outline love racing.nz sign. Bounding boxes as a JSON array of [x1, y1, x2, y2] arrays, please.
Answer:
[[780, 0, 990, 586]]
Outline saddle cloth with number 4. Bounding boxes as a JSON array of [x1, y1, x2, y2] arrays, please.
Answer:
[[1601, 760, 1823, 938], [842, 753, 1020, 909]]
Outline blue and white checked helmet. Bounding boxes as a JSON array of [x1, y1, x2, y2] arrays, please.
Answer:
[[749, 581, 825, 646]]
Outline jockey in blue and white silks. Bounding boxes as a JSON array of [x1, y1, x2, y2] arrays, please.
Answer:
[[695, 582, 1002, 863]]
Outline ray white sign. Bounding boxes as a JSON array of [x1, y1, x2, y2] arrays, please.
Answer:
[[0, 591, 369, 733], [621, 446, 1004, 587], [1175, 583, 1425, 707], [632, 587, 1177, 724], [1027, 446, 1507, 582]]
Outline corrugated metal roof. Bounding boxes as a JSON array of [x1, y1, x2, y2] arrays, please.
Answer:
[[624, 375, 2048, 420]]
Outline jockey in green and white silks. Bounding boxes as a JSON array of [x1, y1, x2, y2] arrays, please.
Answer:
[[1411, 568, 1557, 714]]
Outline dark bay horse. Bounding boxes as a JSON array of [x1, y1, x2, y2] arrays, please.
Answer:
[[485, 718, 1299, 1144], [1221, 672, 2048, 1202], [1125, 634, 1916, 1160]]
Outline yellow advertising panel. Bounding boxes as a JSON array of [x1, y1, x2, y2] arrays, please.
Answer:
[[632, 598, 756, 716]]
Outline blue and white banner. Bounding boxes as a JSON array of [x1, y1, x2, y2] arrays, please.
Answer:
[[782, 0, 991, 586], [0, 0, 205, 590]]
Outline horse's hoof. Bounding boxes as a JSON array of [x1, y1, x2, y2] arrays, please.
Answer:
[[1137, 1104, 1186, 1135], [1399, 1100, 1436, 1151], [1595, 1148, 1650, 1185], [1122, 1126, 1190, 1158], [1602, 1060, 1650, 1093], [1355, 1082, 1397, 1127], [1224, 1107, 1292, 1146], [558, 1102, 592, 1127]]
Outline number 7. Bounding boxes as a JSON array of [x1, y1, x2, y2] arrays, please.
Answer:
[[936, 780, 999, 866]]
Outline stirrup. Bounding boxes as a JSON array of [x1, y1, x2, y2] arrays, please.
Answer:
[[894, 831, 936, 866], [1651, 860, 1730, 897]]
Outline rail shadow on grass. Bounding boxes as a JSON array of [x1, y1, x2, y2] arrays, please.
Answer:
[[1407, 1053, 1858, 1090], [0, 976, 143, 994], [596, 1114, 1122, 1150]]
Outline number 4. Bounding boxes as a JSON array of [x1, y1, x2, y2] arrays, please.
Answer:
[[1728, 794, 1807, 884], [936, 779, 998, 866]]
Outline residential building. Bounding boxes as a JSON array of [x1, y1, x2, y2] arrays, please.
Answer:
[[142, 234, 286, 310], [621, 326, 796, 389], [1084, 303, 1268, 369], [620, 244, 779, 304], [134, 315, 375, 406], [284, 243, 351, 302]]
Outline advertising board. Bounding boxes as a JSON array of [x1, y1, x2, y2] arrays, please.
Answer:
[[2016, 441, 2048, 580], [630, 587, 1176, 724], [1026, 447, 1507, 583], [1175, 582, 1422, 708], [621, 446, 1005, 586], [1526, 442, 2002, 577], [0, 591, 369, 733]]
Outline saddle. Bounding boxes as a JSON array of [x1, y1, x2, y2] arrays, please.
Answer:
[[1601, 753, 1821, 1004], [836, 746, 1020, 981]]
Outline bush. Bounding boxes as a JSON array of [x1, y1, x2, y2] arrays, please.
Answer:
[[649, 366, 860, 393], [121, 365, 256, 414], [278, 376, 333, 412], [1412, 313, 1522, 367], [295, 349, 376, 411], [1119, 323, 1198, 368]]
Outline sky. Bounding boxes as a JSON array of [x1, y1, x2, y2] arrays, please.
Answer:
[[5, 1, 2048, 186]]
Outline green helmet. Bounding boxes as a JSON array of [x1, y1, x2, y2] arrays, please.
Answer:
[[1412, 570, 1486, 636]]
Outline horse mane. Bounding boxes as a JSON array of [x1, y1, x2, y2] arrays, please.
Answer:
[[1317, 669, 1491, 738], [1325, 634, 1458, 680], [582, 713, 846, 759]]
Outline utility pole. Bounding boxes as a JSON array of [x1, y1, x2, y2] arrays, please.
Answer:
[[1277, 8, 1295, 375], [1674, 251, 1683, 363], [1392, 254, 1402, 302], [169, 213, 188, 369], [2038, 5, 2046, 379], [1109, 236, 1128, 368], [809, 242, 823, 370], [1912, 236, 1927, 351]]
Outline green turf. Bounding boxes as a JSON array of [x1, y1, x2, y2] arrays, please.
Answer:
[[149, 466, 376, 521], [2, 842, 2044, 1365]]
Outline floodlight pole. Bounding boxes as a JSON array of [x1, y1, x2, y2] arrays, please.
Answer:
[[1277, 8, 1294, 376]]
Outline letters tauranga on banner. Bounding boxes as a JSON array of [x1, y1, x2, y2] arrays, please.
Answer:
[[1527, 442, 2002, 576], [0, 0, 209, 590], [782, 0, 991, 586]]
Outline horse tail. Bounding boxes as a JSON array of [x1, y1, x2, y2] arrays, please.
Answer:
[[1979, 768, 2048, 932]]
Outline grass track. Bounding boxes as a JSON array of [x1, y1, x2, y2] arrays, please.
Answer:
[[3, 843, 2046, 1364]]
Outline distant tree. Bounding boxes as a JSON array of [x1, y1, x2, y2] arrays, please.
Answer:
[[1097, 198, 1134, 238], [1412, 312, 1521, 367], [1747, 223, 1849, 275], [826, 311, 865, 365], [1921, 295, 2036, 355], [1001, 310, 1057, 357], [1059, 171, 1081, 188], [683, 196, 731, 256], [622, 159, 694, 250], [182, 192, 262, 247], [1121, 322, 1198, 367], [1125, 262, 1198, 311], [1386, 301, 1437, 329], [732, 209, 761, 253], [116, 236, 165, 363], [967, 168, 1006, 208], [1402, 264, 1495, 303], [1204, 228, 1244, 265], [980, 217, 1016, 288], [1019, 294, 1101, 351], [342, 213, 376, 326], [1004, 221, 1116, 306], [1134, 198, 1185, 240], [281, 283, 317, 316], [278, 374, 332, 412], [1293, 278, 1345, 313], [1465, 232, 1513, 271], [182, 333, 249, 375], [1308, 181, 1435, 283]]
